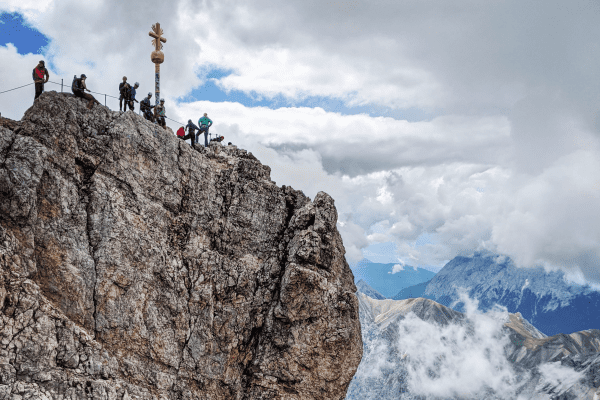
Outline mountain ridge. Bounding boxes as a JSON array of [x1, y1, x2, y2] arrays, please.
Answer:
[[347, 293, 600, 399], [422, 251, 600, 335], [0, 91, 362, 400]]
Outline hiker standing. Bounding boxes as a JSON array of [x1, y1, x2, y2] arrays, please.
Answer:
[[32, 60, 49, 100], [126, 82, 140, 111], [154, 99, 167, 128], [197, 113, 213, 147], [140, 93, 155, 121], [119, 77, 130, 112], [72, 74, 100, 110], [185, 119, 200, 145]]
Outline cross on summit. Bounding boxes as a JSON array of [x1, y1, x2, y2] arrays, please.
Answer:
[[149, 23, 167, 51]]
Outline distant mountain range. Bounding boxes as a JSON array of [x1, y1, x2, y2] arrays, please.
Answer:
[[347, 293, 600, 399], [354, 252, 600, 335], [351, 259, 436, 298], [419, 251, 600, 336]]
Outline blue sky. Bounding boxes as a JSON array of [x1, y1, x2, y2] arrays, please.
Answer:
[[0, 12, 48, 54], [2, 0, 600, 284]]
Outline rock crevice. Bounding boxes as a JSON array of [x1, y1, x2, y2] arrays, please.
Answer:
[[0, 92, 362, 399]]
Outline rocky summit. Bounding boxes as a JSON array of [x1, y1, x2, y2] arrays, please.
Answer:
[[0, 92, 362, 399]]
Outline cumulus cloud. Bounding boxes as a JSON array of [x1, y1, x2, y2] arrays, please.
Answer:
[[2, 0, 600, 285], [390, 263, 404, 274]]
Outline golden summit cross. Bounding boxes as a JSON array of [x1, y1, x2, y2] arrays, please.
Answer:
[[149, 23, 167, 51], [149, 23, 167, 107]]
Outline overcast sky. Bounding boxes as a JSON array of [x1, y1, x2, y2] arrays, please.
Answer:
[[2, 0, 600, 285]]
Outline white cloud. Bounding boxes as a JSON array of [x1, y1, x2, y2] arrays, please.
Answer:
[[349, 293, 583, 399], [0, 44, 46, 119], [2, 0, 600, 285], [390, 263, 404, 274]]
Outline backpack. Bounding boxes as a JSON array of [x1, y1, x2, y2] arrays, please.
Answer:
[[71, 76, 82, 92], [176, 127, 185, 137]]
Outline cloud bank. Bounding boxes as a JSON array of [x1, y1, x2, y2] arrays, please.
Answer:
[[2, 0, 600, 284]]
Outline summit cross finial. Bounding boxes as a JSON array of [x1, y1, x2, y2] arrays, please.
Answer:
[[149, 22, 167, 108], [149, 23, 167, 51]]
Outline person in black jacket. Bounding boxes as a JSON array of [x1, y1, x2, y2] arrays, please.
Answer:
[[72, 74, 100, 110], [126, 82, 139, 111], [119, 77, 130, 112], [32, 60, 49, 100]]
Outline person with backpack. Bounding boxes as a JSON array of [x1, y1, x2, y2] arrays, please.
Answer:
[[197, 113, 213, 147], [119, 77, 130, 112], [126, 82, 140, 111], [154, 99, 167, 128], [32, 60, 50, 101], [72, 74, 100, 110], [140, 93, 155, 122]]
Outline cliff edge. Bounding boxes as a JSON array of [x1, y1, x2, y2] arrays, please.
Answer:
[[0, 92, 362, 399]]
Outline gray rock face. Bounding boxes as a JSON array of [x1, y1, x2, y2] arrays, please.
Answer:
[[0, 92, 362, 399]]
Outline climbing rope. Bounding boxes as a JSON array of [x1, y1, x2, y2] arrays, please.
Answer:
[[0, 82, 34, 95]]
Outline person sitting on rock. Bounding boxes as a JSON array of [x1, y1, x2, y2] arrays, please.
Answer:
[[126, 82, 140, 111], [72, 74, 100, 110], [154, 99, 167, 128], [140, 93, 155, 122], [118, 77, 130, 112], [33, 60, 49, 101], [197, 113, 213, 147]]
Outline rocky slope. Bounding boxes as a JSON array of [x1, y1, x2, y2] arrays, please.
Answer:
[[0, 92, 362, 399]]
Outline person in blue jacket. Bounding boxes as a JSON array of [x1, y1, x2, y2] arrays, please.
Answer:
[[197, 113, 213, 147]]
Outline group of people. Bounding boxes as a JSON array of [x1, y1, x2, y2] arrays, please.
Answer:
[[118, 77, 169, 129], [177, 113, 214, 147], [33, 61, 99, 110], [139, 93, 167, 128], [118, 77, 139, 112], [32, 60, 211, 136]]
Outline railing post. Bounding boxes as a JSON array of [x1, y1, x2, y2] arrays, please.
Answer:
[[61, 79, 63, 93]]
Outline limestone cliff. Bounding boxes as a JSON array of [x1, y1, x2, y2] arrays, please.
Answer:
[[0, 92, 362, 399]]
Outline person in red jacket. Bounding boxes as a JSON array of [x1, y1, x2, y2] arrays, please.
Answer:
[[177, 123, 197, 146], [32, 60, 50, 101]]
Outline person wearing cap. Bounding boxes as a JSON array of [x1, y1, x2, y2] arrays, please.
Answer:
[[154, 99, 167, 128], [126, 82, 140, 111], [140, 92, 155, 122], [197, 113, 213, 147], [72, 74, 100, 110], [119, 77, 130, 112], [32, 60, 50, 101]]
